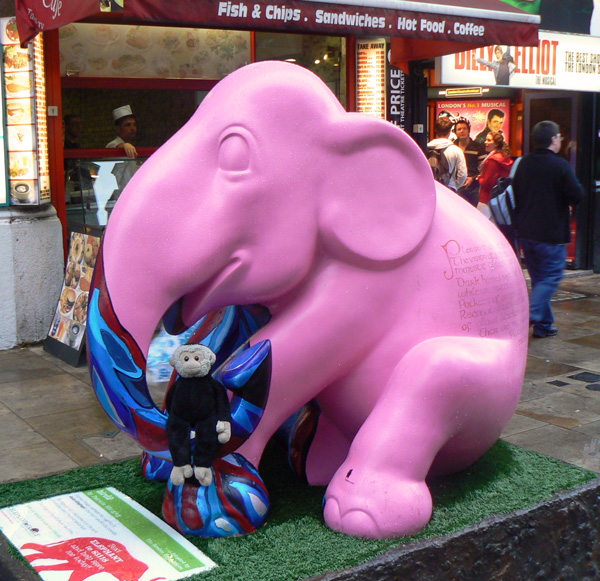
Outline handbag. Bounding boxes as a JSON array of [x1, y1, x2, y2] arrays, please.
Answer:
[[489, 157, 521, 227]]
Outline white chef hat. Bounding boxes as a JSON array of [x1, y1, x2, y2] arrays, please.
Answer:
[[112, 105, 134, 121]]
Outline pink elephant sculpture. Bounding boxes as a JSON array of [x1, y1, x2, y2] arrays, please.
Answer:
[[89, 61, 529, 539]]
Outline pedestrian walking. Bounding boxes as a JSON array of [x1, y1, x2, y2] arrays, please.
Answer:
[[512, 120, 585, 338]]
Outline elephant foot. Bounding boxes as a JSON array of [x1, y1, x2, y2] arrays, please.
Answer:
[[162, 453, 269, 537], [323, 463, 432, 539]]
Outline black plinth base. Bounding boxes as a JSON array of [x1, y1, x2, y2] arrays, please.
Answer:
[[312, 478, 600, 580], [2, 479, 600, 581]]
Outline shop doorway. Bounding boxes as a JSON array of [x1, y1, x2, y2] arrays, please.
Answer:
[[523, 91, 581, 268], [523, 92, 577, 163]]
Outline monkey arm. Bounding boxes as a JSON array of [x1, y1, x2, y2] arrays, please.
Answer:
[[211, 378, 231, 422]]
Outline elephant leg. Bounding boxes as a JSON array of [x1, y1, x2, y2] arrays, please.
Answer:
[[323, 336, 522, 539], [305, 411, 352, 486]]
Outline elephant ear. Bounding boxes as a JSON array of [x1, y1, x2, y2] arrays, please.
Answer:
[[317, 114, 437, 265]]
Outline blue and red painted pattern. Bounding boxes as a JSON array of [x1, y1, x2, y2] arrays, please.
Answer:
[[86, 246, 272, 536], [162, 453, 269, 537]]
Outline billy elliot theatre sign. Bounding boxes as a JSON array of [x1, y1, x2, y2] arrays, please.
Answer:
[[438, 30, 600, 92]]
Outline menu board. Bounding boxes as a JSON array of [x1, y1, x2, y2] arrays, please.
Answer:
[[44, 226, 102, 366], [32, 34, 50, 201], [356, 38, 386, 119], [0, 33, 6, 206], [0, 17, 50, 205]]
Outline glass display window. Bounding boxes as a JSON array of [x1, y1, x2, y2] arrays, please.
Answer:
[[255, 32, 347, 106], [65, 155, 148, 229]]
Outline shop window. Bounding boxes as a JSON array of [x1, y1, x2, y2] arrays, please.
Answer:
[[255, 32, 346, 106], [525, 96, 575, 163], [59, 23, 252, 149], [65, 156, 149, 229], [62, 87, 201, 149], [61, 30, 347, 149], [59, 23, 251, 80]]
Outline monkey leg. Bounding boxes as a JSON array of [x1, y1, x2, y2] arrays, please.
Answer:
[[166, 414, 193, 467], [192, 415, 220, 468]]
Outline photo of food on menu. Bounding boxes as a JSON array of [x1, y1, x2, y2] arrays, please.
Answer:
[[48, 231, 99, 351]]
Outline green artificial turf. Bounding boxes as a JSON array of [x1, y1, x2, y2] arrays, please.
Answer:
[[0, 440, 596, 581]]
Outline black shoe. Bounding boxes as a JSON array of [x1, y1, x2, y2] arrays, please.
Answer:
[[532, 326, 558, 338]]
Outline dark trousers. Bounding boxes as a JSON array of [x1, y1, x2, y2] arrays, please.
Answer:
[[167, 413, 219, 468], [520, 238, 566, 333]]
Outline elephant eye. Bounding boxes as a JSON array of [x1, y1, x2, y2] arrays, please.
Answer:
[[218, 133, 250, 172]]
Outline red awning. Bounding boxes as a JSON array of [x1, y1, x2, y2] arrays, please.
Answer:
[[15, 0, 100, 47], [16, 0, 539, 67], [385, 0, 540, 70], [125, 0, 539, 52], [126, 0, 539, 72]]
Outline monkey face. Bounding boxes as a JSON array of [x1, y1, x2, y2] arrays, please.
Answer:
[[170, 344, 216, 378]]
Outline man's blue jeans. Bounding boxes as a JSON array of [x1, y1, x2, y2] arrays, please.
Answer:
[[520, 238, 567, 333]]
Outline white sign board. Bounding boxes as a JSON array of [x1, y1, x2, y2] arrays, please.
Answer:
[[356, 38, 386, 119], [0, 487, 216, 580], [438, 31, 600, 92]]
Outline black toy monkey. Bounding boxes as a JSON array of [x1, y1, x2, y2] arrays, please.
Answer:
[[166, 344, 231, 486]]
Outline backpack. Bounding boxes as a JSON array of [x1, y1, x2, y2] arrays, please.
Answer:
[[427, 146, 451, 186], [489, 157, 521, 227], [489, 157, 521, 255], [489, 178, 515, 226]]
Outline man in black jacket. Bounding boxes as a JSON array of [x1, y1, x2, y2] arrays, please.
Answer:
[[513, 121, 585, 338]]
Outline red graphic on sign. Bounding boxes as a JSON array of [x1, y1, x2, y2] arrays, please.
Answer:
[[21, 537, 165, 581]]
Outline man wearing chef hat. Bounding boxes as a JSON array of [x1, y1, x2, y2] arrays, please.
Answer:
[[106, 105, 138, 159], [105, 105, 141, 218]]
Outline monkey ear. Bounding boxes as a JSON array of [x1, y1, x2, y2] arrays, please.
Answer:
[[170, 345, 184, 369], [199, 345, 216, 365]]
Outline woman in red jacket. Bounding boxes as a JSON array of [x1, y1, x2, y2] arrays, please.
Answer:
[[477, 131, 513, 218]]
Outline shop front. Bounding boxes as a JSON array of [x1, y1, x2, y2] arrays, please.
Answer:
[[432, 21, 600, 272], [13, 0, 539, 228], [0, 0, 539, 350]]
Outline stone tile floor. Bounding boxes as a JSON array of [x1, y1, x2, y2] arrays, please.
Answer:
[[503, 272, 600, 473], [0, 273, 600, 485]]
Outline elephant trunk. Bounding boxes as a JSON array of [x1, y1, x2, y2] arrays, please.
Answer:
[[87, 238, 272, 461]]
